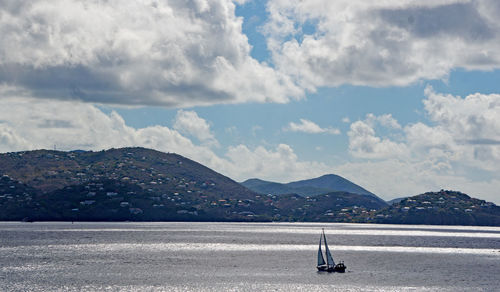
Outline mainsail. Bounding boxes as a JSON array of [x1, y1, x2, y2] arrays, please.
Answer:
[[317, 234, 326, 266], [323, 231, 335, 267]]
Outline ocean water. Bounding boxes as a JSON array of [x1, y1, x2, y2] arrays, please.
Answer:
[[0, 222, 499, 291]]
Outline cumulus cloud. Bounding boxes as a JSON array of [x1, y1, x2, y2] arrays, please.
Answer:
[[348, 88, 500, 167], [0, 123, 29, 153], [336, 158, 500, 204], [285, 118, 340, 134], [373, 114, 402, 129], [3, 0, 500, 108], [344, 87, 500, 203], [336, 159, 447, 200], [423, 86, 500, 141], [173, 110, 218, 147], [0, 0, 302, 107], [0, 86, 225, 166], [347, 114, 407, 159], [224, 143, 331, 181], [407, 86, 500, 170], [348, 121, 407, 159], [264, 0, 500, 88]]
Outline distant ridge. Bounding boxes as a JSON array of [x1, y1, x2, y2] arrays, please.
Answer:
[[288, 174, 376, 197], [387, 197, 407, 205], [241, 178, 331, 197], [241, 174, 386, 205]]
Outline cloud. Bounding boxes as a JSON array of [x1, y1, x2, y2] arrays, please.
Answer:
[[348, 119, 408, 159], [0, 0, 303, 107], [462, 138, 500, 145], [372, 114, 401, 129], [343, 87, 500, 203], [0, 90, 214, 157], [3, 0, 500, 108], [348, 88, 500, 167], [264, 0, 500, 88], [422, 86, 500, 142], [347, 114, 407, 159], [336, 159, 500, 204], [286, 118, 340, 134], [0, 123, 29, 153], [406, 86, 500, 170], [173, 110, 218, 147], [223, 143, 331, 181]]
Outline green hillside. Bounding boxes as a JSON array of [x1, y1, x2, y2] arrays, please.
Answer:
[[0, 148, 388, 222], [1, 148, 498, 225], [371, 190, 500, 226], [0, 148, 272, 221]]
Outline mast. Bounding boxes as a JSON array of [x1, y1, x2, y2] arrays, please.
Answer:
[[317, 232, 326, 266], [323, 230, 335, 267]]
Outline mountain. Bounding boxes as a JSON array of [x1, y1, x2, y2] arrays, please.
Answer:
[[241, 174, 385, 204], [2, 148, 497, 225], [0, 147, 255, 197], [240, 178, 331, 197], [371, 190, 500, 226], [0, 147, 274, 221], [288, 174, 377, 197], [0, 148, 391, 222]]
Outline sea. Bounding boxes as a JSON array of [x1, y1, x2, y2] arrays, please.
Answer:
[[0, 222, 499, 292]]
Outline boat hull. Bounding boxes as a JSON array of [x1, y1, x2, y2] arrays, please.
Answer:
[[316, 265, 330, 272], [317, 263, 347, 273]]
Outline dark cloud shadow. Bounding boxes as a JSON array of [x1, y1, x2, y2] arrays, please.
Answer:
[[377, 2, 495, 41], [0, 63, 232, 107], [464, 138, 500, 145]]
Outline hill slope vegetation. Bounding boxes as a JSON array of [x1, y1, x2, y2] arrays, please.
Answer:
[[371, 190, 500, 226], [1, 148, 498, 225], [0, 148, 386, 222]]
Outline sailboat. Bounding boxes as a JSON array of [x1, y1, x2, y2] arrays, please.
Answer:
[[317, 228, 346, 272]]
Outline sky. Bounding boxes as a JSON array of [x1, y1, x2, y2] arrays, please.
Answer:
[[1, 0, 500, 203]]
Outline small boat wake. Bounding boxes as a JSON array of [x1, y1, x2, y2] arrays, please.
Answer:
[[317, 228, 346, 273]]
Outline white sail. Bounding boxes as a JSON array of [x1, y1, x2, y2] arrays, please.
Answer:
[[317, 235, 326, 266], [323, 231, 335, 267]]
